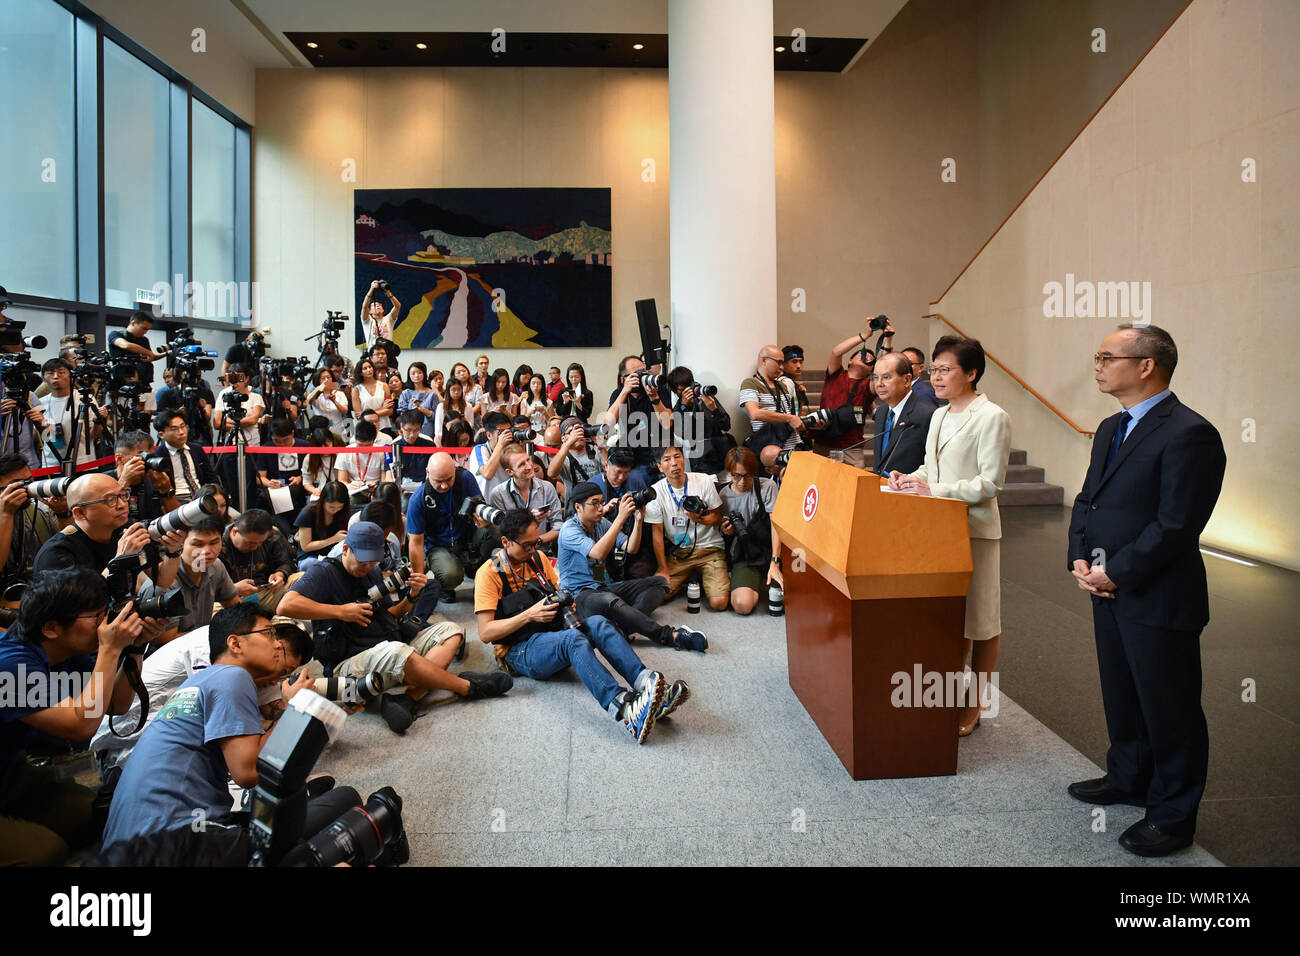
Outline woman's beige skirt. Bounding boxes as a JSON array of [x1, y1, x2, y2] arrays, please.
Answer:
[[965, 537, 1002, 641]]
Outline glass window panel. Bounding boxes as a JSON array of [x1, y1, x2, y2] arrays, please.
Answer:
[[0, 0, 76, 299], [103, 38, 169, 309], [191, 99, 237, 318]]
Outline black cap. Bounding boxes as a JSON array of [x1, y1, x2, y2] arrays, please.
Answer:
[[782, 345, 803, 361], [569, 481, 603, 504]]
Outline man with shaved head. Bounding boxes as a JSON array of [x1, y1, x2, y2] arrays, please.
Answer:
[[405, 451, 494, 620], [33, 472, 184, 591], [739, 344, 806, 458]]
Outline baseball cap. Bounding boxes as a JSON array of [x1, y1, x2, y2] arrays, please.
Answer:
[[344, 521, 387, 562]]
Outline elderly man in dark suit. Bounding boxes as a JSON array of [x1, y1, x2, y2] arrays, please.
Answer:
[[1067, 324, 1225, 857], [871, 352, 936, 477]]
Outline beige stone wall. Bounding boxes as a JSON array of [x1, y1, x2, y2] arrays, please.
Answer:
[[934, 0, 1300, 568]]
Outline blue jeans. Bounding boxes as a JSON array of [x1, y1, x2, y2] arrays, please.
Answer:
[[503, 614, 646, 712]]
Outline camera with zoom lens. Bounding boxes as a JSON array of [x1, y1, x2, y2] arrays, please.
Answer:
[[511, 428, 534, 443], [802, 408, 832, 430], [366, 563, 412, 606], [145, 491, 219, 540], [106, 547, 186, 620], [137, 452, 168, 471], [724, 510, 746, 536], [868, 314, 891, 332], [637, 372, 667, 391], [681, 494, 707, 516], [604, 487, 654, 517], [544, 588, 584, 632], [457, 496, 503, 526], [25, 475, 71, 499], [772, 449, 793, 470], [311, 671, 387, 707]]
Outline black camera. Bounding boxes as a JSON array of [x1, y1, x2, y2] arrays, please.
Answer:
[[625, 487, 656, 509], [145, 491, 219, 540], [376, 280, 391, 293], [685, 382, 718, 399], [544, 588, 583, 631], [772, 449, 793, 470], [724, 510, 746, 535], [106, 547, 185, 620], [137, 452, 168, 470], [868, 314, 891, 332], [322, 312, 348, 339], [223, 391, 250, 412], [681, 494, 707, 515], [511, 428, 535, 443], [457, 496, 502, 525], [366, 563, 412, 606], [0, 325, 46, 350]]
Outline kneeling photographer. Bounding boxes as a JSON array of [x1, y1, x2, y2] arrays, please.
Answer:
[[558, 483, 707, 652], [475, 508, 688, 745], [0, 568, 144, 865], [279, 522, 510, 736], [718, 448, 784, 616], [406, 451, 498, 612]]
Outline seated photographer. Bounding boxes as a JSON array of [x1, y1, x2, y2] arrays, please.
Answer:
[[547, 416, 604, 493], [645, 443, 731, 611], [114, 430, 178, 526], [667, 365, 732, 476], [781, 346, 810, 411], [588, 447, 655, 578], [256, 418, 310, 535], [387, 409, 437, 489], [470, 410, 515, 498], [0, 568, 144, 865], [718, 448, 783, 615], [740, 345, 807, 459], [337, 498, 404, 568], [488, 442, 562, 553], [407, 452, 494, 613], [475, 508, 687, 744], [307, 367, 351, 440], [281, 522, 510, 735], [604, 355, 674, 482], [32, 473, 185, 586], [35, 358, 106, 469], [871, 351, 937, 477], [559, 482, 707, 652], [137, 516, 241, 643], [810, 319, 893, 468], [99, 604, 351, 849], [295, 480, 351, 571], [90, 615, 312, 784], [0, 454, 64, 605], [219, 509, 298, 612], [336, 419, 393, 505], [107, 311, 162, 385], [151, 408, 219, 506]]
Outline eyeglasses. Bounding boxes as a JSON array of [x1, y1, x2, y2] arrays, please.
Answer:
[[730, 472, 754, 480], [760, 355, 782, 364], [512, 539, 540, 551], [928, 365, 959, 377], [243, 625, 277, 639], [79, 491, 130, 507], [869, 374, 901, 383], [1093, 353, 1152, 367], [77, 607, 108, 625]]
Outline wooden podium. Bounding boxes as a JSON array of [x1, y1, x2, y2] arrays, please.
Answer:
[[771, 452, 973, 780]]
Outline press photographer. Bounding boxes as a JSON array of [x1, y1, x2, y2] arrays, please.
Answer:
[[406, 452, 497, 614], [739, 345, 806, 460], [645, 443, 731, 611], [488, 443, 563, 553], [0, 567, 144, 865], [0, 455, 65, 624], [107, 311, 162, 384], [361, 279, 401, 349], [219, 509, 297, 612], [718, 447, 783, 615], [808, 315, 895, 468], [667, 366, 732, 476], [547, 416, 604, 493], [475, 508, 688, 745], [35, 358, 106, 469], [604, 355, 673, 482], [558, 482, 707, 651], [0, 341, 45, 469], [280, 522, 509, 735], [136, 515, 242, 642], [157, 327, 217, 443], [114, 431, 177, 525]]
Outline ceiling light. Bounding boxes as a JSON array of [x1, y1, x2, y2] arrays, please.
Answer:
[[306, 41, 318, 49], [633, 43, 644, 51], [416, 42, 427, 50], [775, 46, 785, 52]]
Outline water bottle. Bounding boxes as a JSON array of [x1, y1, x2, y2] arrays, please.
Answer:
[[686, 577, 701, 614], [767, 582, 785, 617]]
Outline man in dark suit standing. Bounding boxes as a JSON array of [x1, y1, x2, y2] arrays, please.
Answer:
[[871, 353, 937, 476], [152, 408, 220, 504], [1066, 324, 1225, 857]]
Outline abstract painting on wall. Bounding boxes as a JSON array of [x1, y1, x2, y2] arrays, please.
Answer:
[[354, 188, 611, 350]]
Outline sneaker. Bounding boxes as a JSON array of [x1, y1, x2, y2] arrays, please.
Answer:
[[657, 679, 690, 720], [673, 626, 709, 652], [619, 671, 666, 744], [461, 670, 513, 700], [438, 589, 459, 604], [380, 694, 417, 734]]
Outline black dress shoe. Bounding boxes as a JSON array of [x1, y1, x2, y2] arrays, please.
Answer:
[[1067, 777, 1146, 807], [1119, 819, 1194, 857]]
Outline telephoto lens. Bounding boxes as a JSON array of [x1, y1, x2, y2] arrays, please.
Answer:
[[767, 582, 785, 617], [581, 425, 603, 439], [544, 588, 583, 631], [686, 575, 701, 614], [300, 786, 409, 868], [366, 565, 412, 605], [629, 487, 656, 508], [693, 383, 719, 398], [312, 672, 387, 706], [139, 452, 168, 470], [802, 408, 832, 429], [773, 449, 793, 469], [146, 492, 219, 539], [511, 428, 534, 443], [26, 475, 71, 499], [135, 585, 187, 620], [457, 496, 503, 526], [638, 372, 667, 390]]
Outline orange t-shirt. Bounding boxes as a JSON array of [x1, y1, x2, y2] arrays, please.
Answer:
[[474, 550, 560, 660]]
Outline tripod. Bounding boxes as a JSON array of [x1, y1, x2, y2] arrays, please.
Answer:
[[213, 399, 254, 513]]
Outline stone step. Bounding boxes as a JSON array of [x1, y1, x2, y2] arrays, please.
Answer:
[[1006, 462, 1044, 483], [1009, 447, 1027, 465], [997, 482, 1064, 506]]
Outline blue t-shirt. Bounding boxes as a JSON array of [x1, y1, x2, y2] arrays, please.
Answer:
[[101, 664, 264, 846], [0, 635, 94, 772], [406, 470, 480, 547], [556, 515, 626, 593]]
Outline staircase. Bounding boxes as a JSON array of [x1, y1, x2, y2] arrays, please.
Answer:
[[796, 369, 1064, 506]]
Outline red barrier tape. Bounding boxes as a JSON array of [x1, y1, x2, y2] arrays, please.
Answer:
[[201, 445, 561, 455], [30, 456, 117, 478]]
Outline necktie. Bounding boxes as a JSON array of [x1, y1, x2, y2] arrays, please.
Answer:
[[1104, 410, 1132, 471], [178, 446, 198, 500], [882, 408, 895, 455]]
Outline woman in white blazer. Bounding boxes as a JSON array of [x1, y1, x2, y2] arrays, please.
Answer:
[[888, 335, 1011, 737]]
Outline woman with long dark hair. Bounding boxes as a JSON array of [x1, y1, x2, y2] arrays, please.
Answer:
[[351, 358, 394, 431], [519, 373, 552, 431], [398, 361, 439, 438], [294, 480, 351, 570], [474, 368, 516, 422], [553, 362, 593, 422], [512, 364, 534, 397], [435, 378, 469, 440], [441, 419, 475, 467]]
